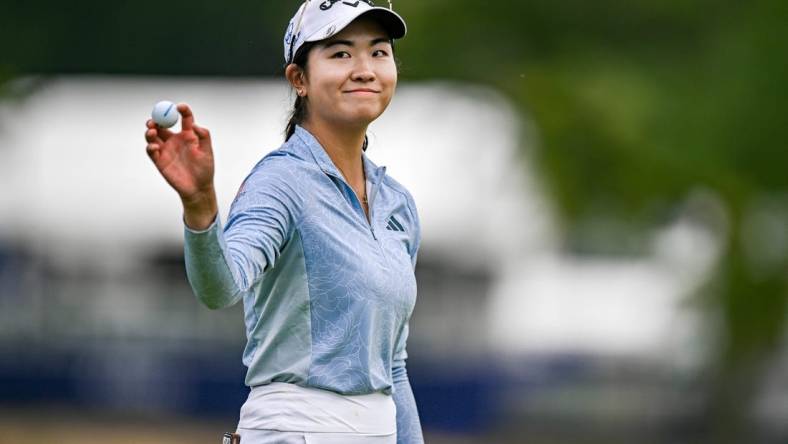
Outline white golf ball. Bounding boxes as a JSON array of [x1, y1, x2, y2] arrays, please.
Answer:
[[151, 100, 179, 128]]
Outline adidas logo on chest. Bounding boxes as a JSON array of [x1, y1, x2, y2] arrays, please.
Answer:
[[385, 215, 405, 232]]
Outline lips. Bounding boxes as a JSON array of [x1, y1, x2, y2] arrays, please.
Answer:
[[345, 88, 379, 93]]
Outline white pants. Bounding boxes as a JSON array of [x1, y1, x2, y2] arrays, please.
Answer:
[[235, 429, 396, 443], [235, 383, 397, 444]]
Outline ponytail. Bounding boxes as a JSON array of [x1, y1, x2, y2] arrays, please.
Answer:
[[285, 42, 316, 142], [285, 94, 308, 141]]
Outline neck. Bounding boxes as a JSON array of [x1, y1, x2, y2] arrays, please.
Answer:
[[302, 118, 367, 185]]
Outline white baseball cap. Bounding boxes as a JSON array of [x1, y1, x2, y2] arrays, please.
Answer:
[[284, 0, 407, 65]]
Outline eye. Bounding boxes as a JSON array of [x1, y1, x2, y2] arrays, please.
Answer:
[[331, 51, 350, 58], [372, 49, 389, 57]]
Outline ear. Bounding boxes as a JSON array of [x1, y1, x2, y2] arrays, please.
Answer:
[[286, 64, 308, 94]]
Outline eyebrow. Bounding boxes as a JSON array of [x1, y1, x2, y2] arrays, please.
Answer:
[[322, 37, 391, 49]]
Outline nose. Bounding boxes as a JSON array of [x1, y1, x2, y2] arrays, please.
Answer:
[[350, 55, 376, 83]]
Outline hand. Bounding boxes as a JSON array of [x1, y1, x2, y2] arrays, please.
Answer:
[[145, 103, 218, 229]]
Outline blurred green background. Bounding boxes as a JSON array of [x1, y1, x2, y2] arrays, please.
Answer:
[[1, 1, 787, 443]]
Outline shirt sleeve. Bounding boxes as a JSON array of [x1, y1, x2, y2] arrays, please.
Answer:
[[405, 192, 421, 269], [183, 161, 301, 309], [392, 323, 425, 444]]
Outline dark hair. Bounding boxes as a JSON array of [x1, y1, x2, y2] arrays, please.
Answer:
[[285, 41, 318, 143], [284, 38, 399, 150]]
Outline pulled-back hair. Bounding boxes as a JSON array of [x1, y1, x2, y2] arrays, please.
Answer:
[[284, 42, 318, 143]]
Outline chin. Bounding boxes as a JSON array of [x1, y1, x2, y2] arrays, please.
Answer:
[[339, 108, 386, 127]]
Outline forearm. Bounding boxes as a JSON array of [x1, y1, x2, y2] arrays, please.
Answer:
[[182, 187, 219, 231], [183, 215, 244, 310], [392, 365, 424, 444]]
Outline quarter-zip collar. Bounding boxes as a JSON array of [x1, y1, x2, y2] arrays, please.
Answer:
[[292, 124, 386, 186]]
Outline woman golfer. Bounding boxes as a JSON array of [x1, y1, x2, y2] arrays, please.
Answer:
[[144, 1, 423, 443]]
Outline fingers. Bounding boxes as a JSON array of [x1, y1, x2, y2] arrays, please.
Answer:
[[145, 119, 173, 143], [193, 123, 211, 140], [178, 103, 194, 132], [145, 120, 164, 164], [145, 127, 161, 144], [146, 142, 160, 163], [157, 126, 174, 141]]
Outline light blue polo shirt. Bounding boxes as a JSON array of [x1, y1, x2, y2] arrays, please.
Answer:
[[182, 125, 423, 442]]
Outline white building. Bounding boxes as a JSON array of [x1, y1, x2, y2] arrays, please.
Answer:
[[0, 76, 718, 372]]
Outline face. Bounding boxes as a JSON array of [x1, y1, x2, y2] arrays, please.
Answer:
[[291, 17, 398, 129]]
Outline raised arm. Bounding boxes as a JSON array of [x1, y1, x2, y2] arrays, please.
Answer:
[[182, 167, 301, 309], [144, 104, 298, 309]]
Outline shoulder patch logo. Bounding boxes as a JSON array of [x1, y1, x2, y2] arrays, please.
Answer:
[[385, 215, 405, 232], [234, 177, 248, 201]]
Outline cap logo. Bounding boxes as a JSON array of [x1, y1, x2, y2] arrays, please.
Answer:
[[319, 0, 374, 11], [284, 21, 295, 45], [324, 25, 337, 37]]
